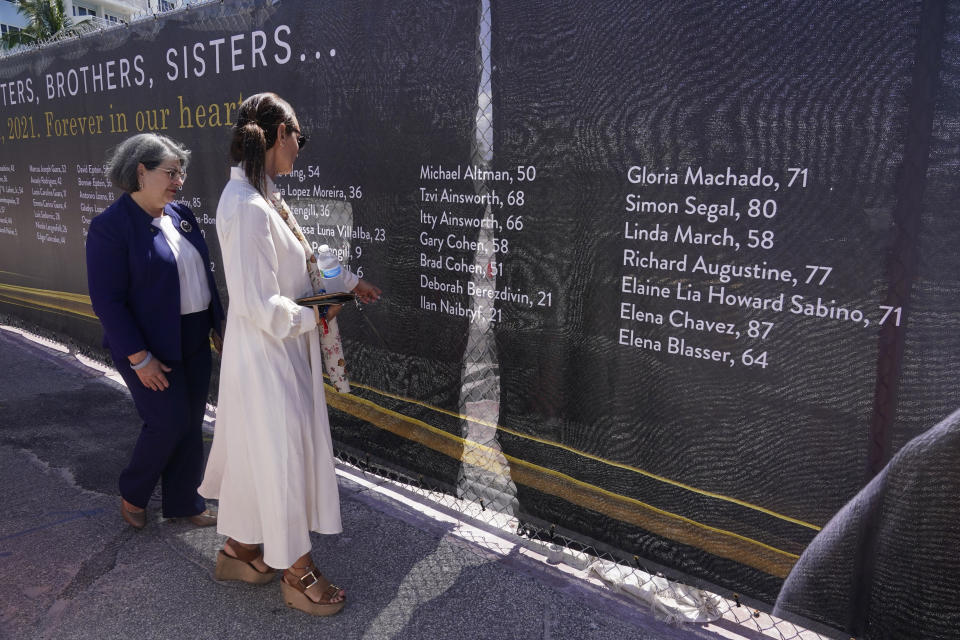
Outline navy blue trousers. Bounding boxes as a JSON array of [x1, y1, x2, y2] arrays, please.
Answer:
[[115, 310, 211, 517]]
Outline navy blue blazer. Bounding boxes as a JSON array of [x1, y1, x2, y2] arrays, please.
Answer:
[[86, 192, 225, 363]]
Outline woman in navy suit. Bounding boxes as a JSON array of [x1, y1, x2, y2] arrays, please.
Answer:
[[86, 133, 225, 530]]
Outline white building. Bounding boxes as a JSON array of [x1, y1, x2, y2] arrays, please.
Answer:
[[64, 1, 150, 25], [2, 0, 195, 38], [0, 0, 27, 39]]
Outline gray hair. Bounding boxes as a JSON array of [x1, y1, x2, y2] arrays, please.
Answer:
[[106, 133, 191, 193]]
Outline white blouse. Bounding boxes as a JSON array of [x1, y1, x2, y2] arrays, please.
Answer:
[[152, 214, 212, 314]]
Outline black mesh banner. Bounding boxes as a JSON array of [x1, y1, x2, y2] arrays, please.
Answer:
[[1, 1, 958, 631], [487, 0, 909, 602]]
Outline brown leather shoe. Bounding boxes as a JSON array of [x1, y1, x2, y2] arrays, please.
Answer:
[[121, 500, 146, 530], [281, 565, 346, 616], [187, 510, 217, 527], [215, 540, 276, 584]]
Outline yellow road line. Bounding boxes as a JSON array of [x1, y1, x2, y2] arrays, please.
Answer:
[[0, 283, 820, 564], [346, 380, 821, 532], [0, 283, 95, 319], [326, 386, 800, 578]]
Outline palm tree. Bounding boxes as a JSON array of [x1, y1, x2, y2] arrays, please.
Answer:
[[1, 0, 95, 50]]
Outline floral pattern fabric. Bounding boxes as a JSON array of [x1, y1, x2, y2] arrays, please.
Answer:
[[267, 192, 351, 393]]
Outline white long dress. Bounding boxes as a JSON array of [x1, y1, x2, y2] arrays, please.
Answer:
[[199, 166, 355, 568]]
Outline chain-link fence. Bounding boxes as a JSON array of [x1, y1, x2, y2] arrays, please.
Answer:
[[0, 303, 835, 639], [331, 447, 833, 639], [334, 2, 836, 636], [4, 1, 955, 637]]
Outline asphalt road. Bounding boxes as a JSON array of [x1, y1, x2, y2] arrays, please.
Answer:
[[0, 324, 765, 640]]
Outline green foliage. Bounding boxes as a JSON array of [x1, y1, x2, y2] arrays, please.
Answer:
[[1, 0, 96, 50]]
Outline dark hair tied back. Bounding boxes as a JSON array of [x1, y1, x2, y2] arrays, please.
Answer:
[[229, 93, 296, 196]]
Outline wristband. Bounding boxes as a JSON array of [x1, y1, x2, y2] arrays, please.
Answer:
[[130, 352, 153, 371]]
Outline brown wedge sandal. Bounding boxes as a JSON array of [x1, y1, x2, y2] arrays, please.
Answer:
[[281, 565, 346, 616], [214, 540, 276, 584]]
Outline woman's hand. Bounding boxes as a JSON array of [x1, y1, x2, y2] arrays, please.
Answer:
[[353, 279, 382, 304], [326, 304, 343, 320], [129, 351, 172, 391], [211, 329, 224, 354]]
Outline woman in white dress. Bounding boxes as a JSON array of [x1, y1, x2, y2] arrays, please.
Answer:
[[199, 92, 380, 616]]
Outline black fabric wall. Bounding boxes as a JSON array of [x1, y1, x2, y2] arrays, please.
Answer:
[[1, 1, 956, 625]]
